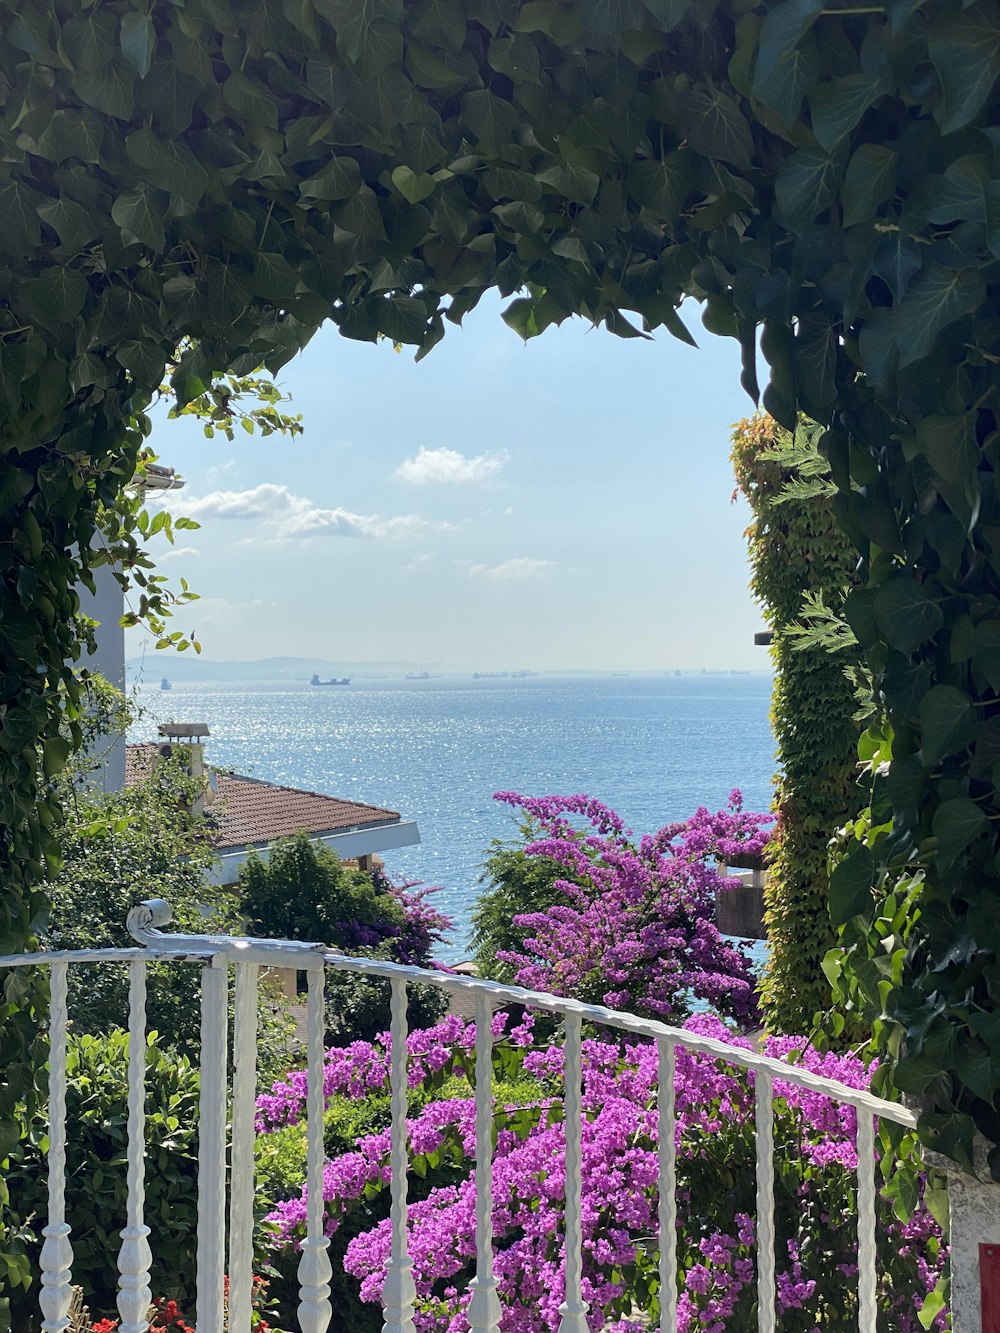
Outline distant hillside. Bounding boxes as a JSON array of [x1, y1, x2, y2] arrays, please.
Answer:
[[126, 655, 466, 682]]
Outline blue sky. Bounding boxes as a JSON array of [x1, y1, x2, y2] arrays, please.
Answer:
[[134, 294, 769, 671]]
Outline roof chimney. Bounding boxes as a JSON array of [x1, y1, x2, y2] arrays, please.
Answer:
[[157, 723, 212, 813]]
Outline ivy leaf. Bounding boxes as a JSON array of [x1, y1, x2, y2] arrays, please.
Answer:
[[111, 185, 167, 251], [139, 62, 201, 136], [775, 148, 841, 232], [970, 716, 1000, 779], [316, 0, 405, 64], [928, 3, 1000, 134], [253, 253, 301, 302], [793, 315, 837, 418], [829, 843, 874, 926], [873, 577, 943, 655], [933, 797, 988, 869], [575, 0, 645, 34], [19, 268, 89, 323], [300, 158, 362, 201], [492, 200, 545, 235], [751, 0, 824, 124], [676, 85, 754, 168], [0, 179, 45, 250], [42, 736, 71, 780], [920, 684, 977, 766], [36, 111, 104, 164], [223, 72, 279, 129], [304, 58, 353, 109], [536, 161, 601, 206], [842, 144, 896, 228], [120, 12, 156, 78], [461, 89, 519, 156], [895, 264, 985, 369], [627, 152, 691, 218], [116, 339, 169, 389], [391, 165, 438, 203], [37, 197, 100, 249], [884, 658, 934, 722], [973, 621, 1000, 692], [872, 230, 922, 300], [63, 10, 117, 70], [73, 56, 135, 121], [409, 0, 468, 51], [126, 131, 210, 211], [809, 73, 884, 152]]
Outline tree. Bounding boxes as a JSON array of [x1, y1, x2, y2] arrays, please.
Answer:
[[1, 3, 998, 1262], [731, 415, 864, 1036], [238, 834, 450, 1042]]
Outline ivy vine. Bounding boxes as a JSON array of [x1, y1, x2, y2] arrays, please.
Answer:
[[0, 2, 998, 1289]]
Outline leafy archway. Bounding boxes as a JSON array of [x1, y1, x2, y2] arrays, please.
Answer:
[[1, 0, 998, 1227]]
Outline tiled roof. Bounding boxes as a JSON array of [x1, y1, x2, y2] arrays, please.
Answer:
[[125, 742, 401, 851]]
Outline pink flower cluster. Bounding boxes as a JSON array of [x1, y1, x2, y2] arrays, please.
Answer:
[[491, 791, 773, 1027], [260, 1013, 947, 1333]]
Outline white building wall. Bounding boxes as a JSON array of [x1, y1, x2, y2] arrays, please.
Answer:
[[78, 562, 126, 792]]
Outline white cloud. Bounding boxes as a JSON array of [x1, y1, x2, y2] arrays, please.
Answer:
[[180, 483, 427, 543], [394, 446, 509, 486], [468, 557, 555, 581], [157, 546, 199, 562], [402, 553, 435, 576]]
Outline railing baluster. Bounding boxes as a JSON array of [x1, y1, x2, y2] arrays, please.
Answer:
[[297, 965, 333, 1333], [467, 989, 501, 1333], [229, 961, 260, 1333], [755, 1068, 775, 1333], [197, 957, 228, 1333], [657, 1037, 677, 1333], [40, 961, 74, 1333], [856, 1112, 877, 1333], [382, 978, 416, 1333], [558, 1011, 589, 1333], [117, 959, 152, 1333]]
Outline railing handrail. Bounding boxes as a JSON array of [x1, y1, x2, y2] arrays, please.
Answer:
[[0, 899, 917, 1130]]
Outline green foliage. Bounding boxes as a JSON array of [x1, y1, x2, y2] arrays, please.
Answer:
[[470, 821, 575, 982], [239, 834, 447, 1040], [732, 415, 863, 1036], [0, 0, 998, 1265], [5, 1031, 202, 1327], [239, 834, 406, 945], [43, 744, 230, 1058]]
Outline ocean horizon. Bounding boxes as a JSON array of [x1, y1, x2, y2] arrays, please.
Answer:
[[130, 671, 776, 959]]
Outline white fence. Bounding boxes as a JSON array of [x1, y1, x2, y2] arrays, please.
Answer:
[[0, 899, 919, 1333]]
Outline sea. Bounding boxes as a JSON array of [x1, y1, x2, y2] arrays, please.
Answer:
[[130, 672, 776, 961]]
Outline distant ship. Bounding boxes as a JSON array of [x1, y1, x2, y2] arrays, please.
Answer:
[[160, 677, 172, 691], [405, 670, 439, 680], [310, 673, 350, 686]]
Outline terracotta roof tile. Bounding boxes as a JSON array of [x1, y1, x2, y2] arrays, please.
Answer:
[[125, 742, 401, 851]]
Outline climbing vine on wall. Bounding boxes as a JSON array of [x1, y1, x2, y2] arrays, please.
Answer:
[[732, 414, 863, 1037], [0, 3, 999, 1288]]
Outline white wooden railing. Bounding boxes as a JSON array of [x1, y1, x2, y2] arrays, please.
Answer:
[[0, 900, 919, 1333]]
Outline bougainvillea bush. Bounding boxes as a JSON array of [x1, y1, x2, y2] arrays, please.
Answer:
[[483, 791, 773, 1029], [259, 1013, 948, 1333]]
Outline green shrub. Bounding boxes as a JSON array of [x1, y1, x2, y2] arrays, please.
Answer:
[[240, 835, 447, 1042], [6, 1031, 201, 1328]]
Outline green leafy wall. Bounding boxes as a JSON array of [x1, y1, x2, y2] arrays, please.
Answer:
[[732, 415, 863, 1035]]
